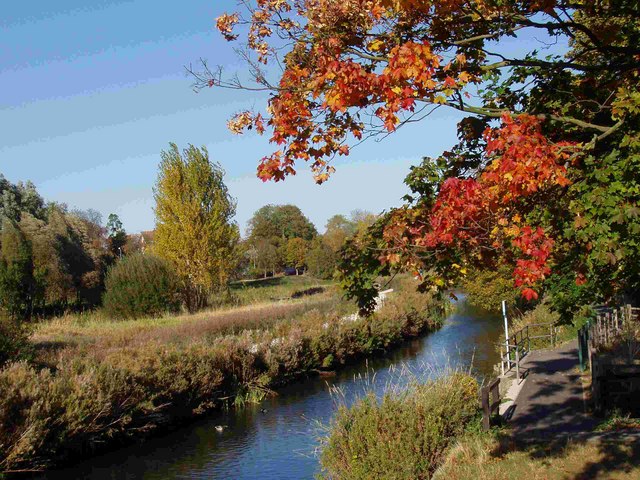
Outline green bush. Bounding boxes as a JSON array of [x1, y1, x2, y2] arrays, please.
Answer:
[[320, 373, 480, 480], [461, 266, 521, 313], [103, 253, 180, 319], [0, 316, 32, 367], [543, 272, 594, 324]]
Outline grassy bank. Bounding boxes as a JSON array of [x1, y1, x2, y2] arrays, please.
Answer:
[[320, 381, 640, 480], [228, 275, 334, 306], [319, 372, 480, 479], [0, 278, 445, 473], [433, 430, 640, 479], [32, 293, 339, 367]]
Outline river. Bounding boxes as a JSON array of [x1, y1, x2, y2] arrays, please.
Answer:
[[41, 294, 503, 480]]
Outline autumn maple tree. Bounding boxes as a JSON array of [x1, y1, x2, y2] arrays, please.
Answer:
[[198, 0, 640, 313]]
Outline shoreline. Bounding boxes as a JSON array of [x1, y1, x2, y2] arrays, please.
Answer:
[[1, 289, 448, 475]]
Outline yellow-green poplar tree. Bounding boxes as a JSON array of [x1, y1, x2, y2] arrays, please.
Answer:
[[154, 143, 239, 311]]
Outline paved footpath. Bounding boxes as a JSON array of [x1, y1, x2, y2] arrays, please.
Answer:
[[508, 340, 598, 442]]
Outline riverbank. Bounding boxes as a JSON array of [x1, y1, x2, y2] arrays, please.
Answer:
[[320, 372, 481, 479], [433, 428, 640, 479], [319, 314, 640, 480], [0, 277, 446, 474]]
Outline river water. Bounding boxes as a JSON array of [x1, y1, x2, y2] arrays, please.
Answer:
[[43, 294, 503, 480]]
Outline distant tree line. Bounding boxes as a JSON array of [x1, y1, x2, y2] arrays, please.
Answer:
[[238, 206, 376, 280], [0, 144, 377, 324], [0, 174, 126, 320]]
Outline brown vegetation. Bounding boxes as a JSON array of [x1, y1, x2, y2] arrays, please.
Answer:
[[0, 279, 444, 472], [433, 431, 640, 480]]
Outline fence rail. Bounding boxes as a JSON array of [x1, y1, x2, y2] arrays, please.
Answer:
[[481, 377, 501, 430], [578, 304, 640, 414], [578, 304, 639, 370], [498, 322, 557, 383]]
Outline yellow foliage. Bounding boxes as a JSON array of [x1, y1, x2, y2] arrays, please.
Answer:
[[154, 144, 239, 310]]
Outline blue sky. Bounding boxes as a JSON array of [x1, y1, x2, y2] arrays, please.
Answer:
[[0, 1, 558, 235]]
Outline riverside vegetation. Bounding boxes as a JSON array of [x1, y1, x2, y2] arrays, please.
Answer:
[[320, 372, 481, 480], [433, 429, 640, 480], [0, 276, 446, 472]]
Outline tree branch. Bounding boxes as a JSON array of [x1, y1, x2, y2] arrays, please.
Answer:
[[441, 101, 614, 133]]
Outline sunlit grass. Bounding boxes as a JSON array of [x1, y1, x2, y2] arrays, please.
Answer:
[[229, 274, 335, 305], [32, 294, 339, 366], [32, 275, 338, 345], [319, 368, 480, 480], [433, 430, 640, 480]]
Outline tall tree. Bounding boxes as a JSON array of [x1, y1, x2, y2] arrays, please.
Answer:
[[0, 175, 46, 228], [106, 213, 127, 257], [201, 1, 640, 312], [67, 210, 111, 306], [0, 219, 36, 319], [154, 143, 239, 311], [324, 211, 376, 252], [285, 237, 308, 274], [247, 204, 317, 242], [323, 215, 356, 252], [253, 238, 280, 278], [306, 237, 336, 280], [0, 178, 110, 315]]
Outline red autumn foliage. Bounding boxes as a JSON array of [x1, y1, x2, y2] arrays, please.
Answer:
[[382, 114, 574, 298]]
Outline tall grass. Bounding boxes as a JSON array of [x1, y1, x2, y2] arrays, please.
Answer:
[[0, 279, 445, 472], [32, 294, 338, 366], [319, 372, 480, 480]]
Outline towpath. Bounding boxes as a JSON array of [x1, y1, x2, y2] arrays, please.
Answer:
[[507, 340, 598, 442]]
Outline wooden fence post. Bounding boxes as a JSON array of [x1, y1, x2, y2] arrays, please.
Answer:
[[592, 355, 603, 415], [481, 386, 490, 430]]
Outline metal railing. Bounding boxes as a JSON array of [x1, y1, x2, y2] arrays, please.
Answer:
[[498, 322, 558, 383]]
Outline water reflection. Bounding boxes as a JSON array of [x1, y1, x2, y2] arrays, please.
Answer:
[[41, 295, 502, 480]]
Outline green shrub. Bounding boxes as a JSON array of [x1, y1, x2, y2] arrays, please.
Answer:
[[320, 373, 480, 480], [0, 316, 32, 367], [461, 266, 520, 313], [508, 300, 593, 349], [543, 272, 594, 324], [103, 253, 180, 319]]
